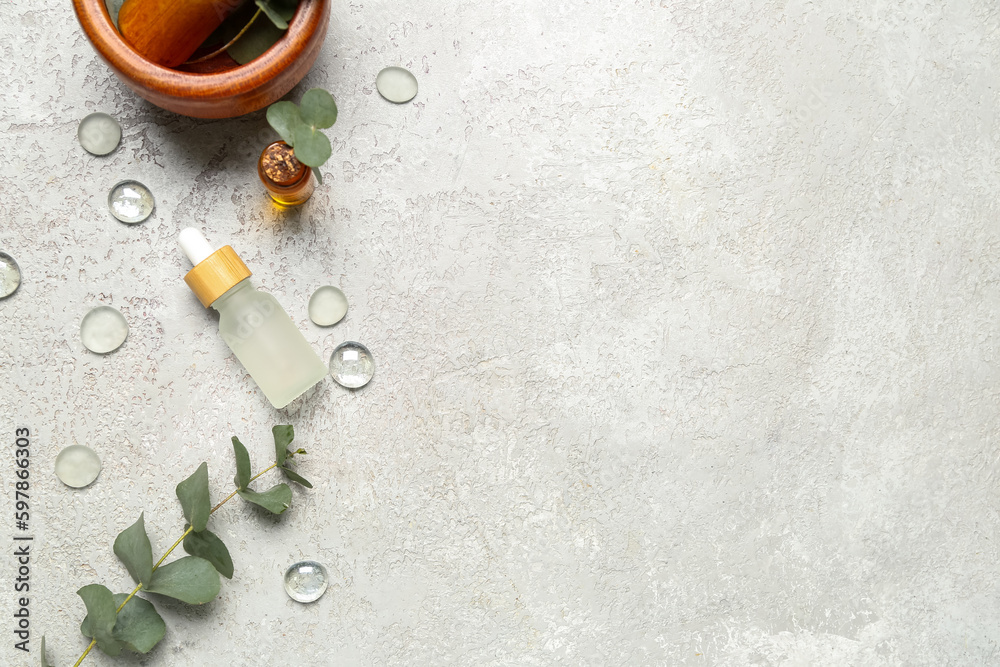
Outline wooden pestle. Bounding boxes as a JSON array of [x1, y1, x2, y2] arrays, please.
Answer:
[[118, 0, 247, 68]]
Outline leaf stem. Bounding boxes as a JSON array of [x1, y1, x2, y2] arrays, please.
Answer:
[[73, 640, 97, 667], [72, 461, 280, 666], [155, 526, 194, 570], [213, 462, 278, 511], [117, 585, 142, 613], [184, 8, 263, 64]]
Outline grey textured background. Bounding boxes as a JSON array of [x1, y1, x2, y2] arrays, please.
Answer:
[[2, 0, 999, 665]]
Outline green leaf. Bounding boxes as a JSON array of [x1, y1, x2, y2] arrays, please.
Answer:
[[255, 0, 297, 29], [145, 557, 221, 604], [299, 88, 338, 129], [273, 425, 293, 466], [111, 593, 165, 654], [313, 169, 324, 185], [280, 466, 313, 488], [266, 100, 302, 144], [232, 436, 251, 490], [113, 513, 153, 587], [228, 13, 287, 65], [78, 584, 123, 656], [41, 635, 51, 667], [176, 462, 211, 533], [105, 0, 125, 28], [183, 527, 235, 579], [290, 125, 331, 168], [238, 483, 292, 514], [256, 1, 288, 29]]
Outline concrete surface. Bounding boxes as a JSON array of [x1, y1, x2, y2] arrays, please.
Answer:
[[1, 0, 999, 665]]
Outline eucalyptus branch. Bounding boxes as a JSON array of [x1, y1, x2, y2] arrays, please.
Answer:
[[183, 8, 263, 64], [265, 89, 338, 184], [211, 462, 278, 512], [55, 426, 312, 667]]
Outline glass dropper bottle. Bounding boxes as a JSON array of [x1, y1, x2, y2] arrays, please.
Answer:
[[179, 228, 327, 408]]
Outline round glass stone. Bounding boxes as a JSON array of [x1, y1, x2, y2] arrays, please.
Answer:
[[0, 251, 21, 299], [108, 180, 155, 224], [283, 560, 329, 603], [55, 445, 102, 488], [308, 285, 348, 326], [78, 112, 121, 156], [376, 66, 418, 104], [80, 306, 129, 354], [329, 341, 375, 389]]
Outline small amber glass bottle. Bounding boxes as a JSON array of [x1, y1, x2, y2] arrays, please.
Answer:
[[258, 141, 315, 206]]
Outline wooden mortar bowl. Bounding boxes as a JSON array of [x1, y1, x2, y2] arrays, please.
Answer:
[[72, 0, 330, 118]]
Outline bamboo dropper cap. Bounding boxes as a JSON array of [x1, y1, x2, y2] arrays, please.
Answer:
[[180, 228, 251, 308]]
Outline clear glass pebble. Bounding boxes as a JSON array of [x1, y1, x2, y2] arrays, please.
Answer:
[[376, 66, 418, 104], [108, 180, 155, 224], [309, 285, 348, 326], [329, 341, 375, 389], [0, 251, 21, 299], [81, 306, 129, 353], [55, 445, 102, 488], [284, 560, 329, 603], [78, 112, 122, 156]]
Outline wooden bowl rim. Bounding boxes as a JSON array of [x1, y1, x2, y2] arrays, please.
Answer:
[[72, 0, 326, 98]]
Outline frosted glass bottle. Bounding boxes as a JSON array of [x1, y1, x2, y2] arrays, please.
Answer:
[[180, 228, 327, 408]]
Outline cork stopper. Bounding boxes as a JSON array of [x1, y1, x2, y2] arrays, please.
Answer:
[[183, 245, 252, 308], [260, 142, 307, 186]]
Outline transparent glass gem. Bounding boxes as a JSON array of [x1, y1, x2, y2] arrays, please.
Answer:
[[329, 341, 375, 388], [376, 67, 418, 104], [55, 445, 102, 488], [284, 560, 329, 603], [0, 251, 21, 299], [108, 180, 155, 224], [81, 306, 129, 353], [78, 112, 122, 156], [309, 285, 348, 326]]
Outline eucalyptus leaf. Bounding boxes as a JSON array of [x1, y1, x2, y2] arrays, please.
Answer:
[[41, 635, 51, 667], [78, 584, 123, 656], [238, 483, 292, 514], [176, 462, 211, 533], [273, 424, 294, 466], [290, 125, 332, 168], [105, 0, 125, 29], [265, 101, 302, 145], [299, 88, 338, 129], [183, 527, 235, 579], [111, 593, 165, 654], [265, 89, 338, 177], [275, 0, 300, 20], [228, 15, 287, 65], [256, 0, 288, 29], [255, 0, 298, 28], [202, 0, 255, 46], [113, 513, 153, 587], [232, 436, 251, 490], [280, 465, 313, 488], [146, 557, 221, 604]]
